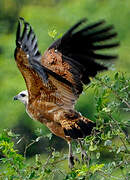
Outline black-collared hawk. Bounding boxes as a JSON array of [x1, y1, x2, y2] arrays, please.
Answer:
[[14, 17, 119, 168]]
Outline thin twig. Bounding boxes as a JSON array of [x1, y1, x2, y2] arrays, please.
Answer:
[[42, 154, 52, 170], [51, 156, 68, 166], [24, 140, 36, 158]]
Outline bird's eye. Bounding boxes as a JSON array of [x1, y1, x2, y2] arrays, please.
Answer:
[[20, 93, 26, 97]]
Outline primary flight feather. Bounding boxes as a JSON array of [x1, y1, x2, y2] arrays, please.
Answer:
[[14, 17, 119, 168]]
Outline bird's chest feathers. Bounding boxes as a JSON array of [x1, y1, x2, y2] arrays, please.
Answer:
[[26, 100, 62, 124]]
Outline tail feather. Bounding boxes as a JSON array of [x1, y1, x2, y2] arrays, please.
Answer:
[[62, 110, 96, 139], [77, 119, 96, 136], [64, 127, 83, 139]]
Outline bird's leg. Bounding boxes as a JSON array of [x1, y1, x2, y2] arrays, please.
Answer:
[[68, 141, 79, 169], [68, 141, 74, 169], [78, 139, 88, 164]]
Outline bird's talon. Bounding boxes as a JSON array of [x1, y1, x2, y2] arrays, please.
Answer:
[[68, 156, 74, 169], [68, 155, 80, 168], [81, 150, 88, 164], [75, 156, 80, 163]]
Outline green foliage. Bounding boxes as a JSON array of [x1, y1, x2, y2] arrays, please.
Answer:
[[48, 28, 57, 40], [0, 72, 129, 180], [0, 130, 24, 179]]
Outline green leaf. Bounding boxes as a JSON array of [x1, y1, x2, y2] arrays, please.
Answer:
[[102, 107, 111, 113], [45, 133, 52, 140], [89, 144, 97, 151], [6, 130, 20, 138], [116, 146, 126, 154], [44, 168, 52, 174], [114, 72, 119, 80], [104, 140, 112, 146], [48, 29, 57, 39], [90, 164, 104, 174], [29, 171, 35, 179], [96, 152, 100, 159]]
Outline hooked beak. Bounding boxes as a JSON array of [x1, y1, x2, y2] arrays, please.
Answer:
[[13, 95, 18, 100]]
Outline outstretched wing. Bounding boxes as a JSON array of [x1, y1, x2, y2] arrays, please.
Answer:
[[14, 18, 119, 109], [42, 18, 119, 96], [14, 18, 76, 109]]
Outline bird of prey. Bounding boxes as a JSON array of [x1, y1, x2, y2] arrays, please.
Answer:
[[14, 17, 119, 168]]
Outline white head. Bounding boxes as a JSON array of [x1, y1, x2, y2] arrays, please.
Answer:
[[14, 90, 28, 106]]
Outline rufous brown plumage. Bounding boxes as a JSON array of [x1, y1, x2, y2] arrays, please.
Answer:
[[14, 17, 119, 168]]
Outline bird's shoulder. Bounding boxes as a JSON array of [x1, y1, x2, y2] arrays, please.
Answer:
[[42, 48, 74, 85]]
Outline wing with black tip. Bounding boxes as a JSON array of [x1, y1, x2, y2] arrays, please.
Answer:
[[42, 18, 119, 96]]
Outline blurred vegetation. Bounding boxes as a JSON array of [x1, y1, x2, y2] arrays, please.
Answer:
[[0, 0, 130, 179]]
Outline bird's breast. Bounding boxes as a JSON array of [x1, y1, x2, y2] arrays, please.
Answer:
[[26, 100, 63, 124]]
